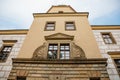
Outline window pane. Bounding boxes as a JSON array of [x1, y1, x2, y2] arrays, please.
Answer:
[[65, 56, 69, 59], [66, 26, 75, 30], [65, 51, 69, 56], [46, 22, 55, 30], [66, 22, 75, 30], [60, 44, 70, 59], [102, 33, 115, 44], [46, 27, 54, 30], [65, 46, 69, 50], [48, 44, 58, 59], [49, 47, 53, 50], [54, 46, 58, 50], [48, 51, 57, 59], [60, 47, 64, 50], [0, 46, 12, 61], [60, 52, 64, 59]]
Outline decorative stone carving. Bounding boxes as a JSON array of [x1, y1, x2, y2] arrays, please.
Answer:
[[71, 42, 86, 59], [45, 33, 74, 40], [17, 70, 28, 77], [32, 42, 47, 60]]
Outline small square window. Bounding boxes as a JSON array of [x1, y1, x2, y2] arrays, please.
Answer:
[[65, 22, 75, 30], [101, 32, 116, 44], [0, 46, 12, 62], [45, 22, 55, 31]]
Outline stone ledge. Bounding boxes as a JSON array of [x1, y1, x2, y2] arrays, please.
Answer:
[[12, 58, 107, 65]]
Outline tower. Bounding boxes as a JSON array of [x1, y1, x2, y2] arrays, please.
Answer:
[[8, 5, 109, 80]]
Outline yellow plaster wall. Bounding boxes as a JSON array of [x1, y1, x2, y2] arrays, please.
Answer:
[[47, 6, 75, 13], [18, 15, 102, 58], [18, 6, 102, 58]]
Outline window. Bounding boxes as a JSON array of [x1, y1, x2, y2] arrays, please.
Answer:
[[60, 44, 70, 59], [47, 43, 70, 59], [45, 22, 55, 31], [17, 76, 26, 80], [101, 32, 116, 44], [65, 22, 75, 30], [0, 46, 12, 61], [114, 59, 120, 75], [108, 52, 120, 76], [90, 77, 100, 80], [48, 44, 58, 59]]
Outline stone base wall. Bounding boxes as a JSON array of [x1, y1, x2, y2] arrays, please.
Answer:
[[93, 30, 120, 80], [0, 35, 26, 80], [8, 59, 109, 80]]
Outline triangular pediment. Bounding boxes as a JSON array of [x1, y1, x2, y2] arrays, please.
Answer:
[[45, 33, 74, 40]]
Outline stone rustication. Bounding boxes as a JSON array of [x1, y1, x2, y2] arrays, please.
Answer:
[[8, 58, 109, 80]]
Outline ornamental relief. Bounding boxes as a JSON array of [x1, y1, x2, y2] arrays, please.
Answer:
[[32, 42, 86, 60], [32, 42, 47, 60], [71, 42, 86, 59]]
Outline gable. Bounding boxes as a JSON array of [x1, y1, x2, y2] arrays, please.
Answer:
[[45, 33, 74, 40], [47, 5, 76, 13]]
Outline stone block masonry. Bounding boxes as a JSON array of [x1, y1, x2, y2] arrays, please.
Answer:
[[8, 58, 109, 80]]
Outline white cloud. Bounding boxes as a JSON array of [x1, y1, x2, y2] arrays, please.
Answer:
[[66, 0, 120, 20], [0, 0, 120, 29]]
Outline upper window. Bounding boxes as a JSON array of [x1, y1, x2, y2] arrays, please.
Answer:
[[0, 46, 12, 62], [47, 43, 70, 60], [101, 32, 116, 44], [65, 22, 75, 30], [45, 22, 55, 31]]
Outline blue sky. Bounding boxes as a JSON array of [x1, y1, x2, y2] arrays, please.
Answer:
[[0, 0, 120, 30]]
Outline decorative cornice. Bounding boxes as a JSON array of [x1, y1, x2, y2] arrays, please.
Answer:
[[3, 40, 17, 43], [108, 51, 120, 55], [91, 25, 120, 30], [12, 58, 107, 65], [0, 29, 28, 35], [0, 25, 120, 35], [33, 13, 89, 18], [45, 33, 74, 40]]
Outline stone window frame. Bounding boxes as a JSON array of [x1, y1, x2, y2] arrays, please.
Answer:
[[0, 45, 12, 62], [65, 21, 76, 31], [47, 40, 71, 60], [114, 59, 120, 76], [108, 51, 120, 76], [101, 32, 116, 44], [44, 21, 56, 31], [0, 40, 17, 62]]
